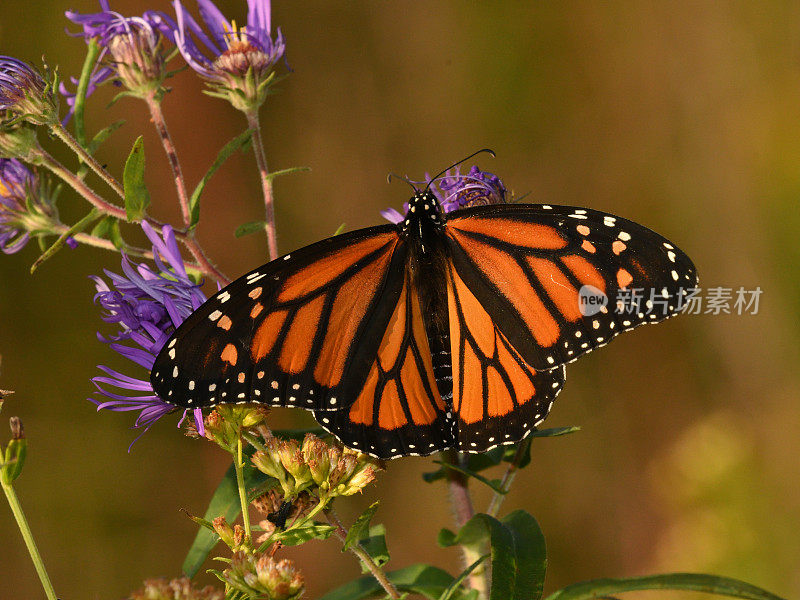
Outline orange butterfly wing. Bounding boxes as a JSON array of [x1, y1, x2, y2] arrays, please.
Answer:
[[445, 204, 698, 371], [151, 226, 409, 411], [316, 267, 455, 458], [446, 259, 565, 451]]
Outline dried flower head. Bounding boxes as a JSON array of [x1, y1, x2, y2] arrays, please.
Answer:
[[128, 576, 223, 600], [221, 552, 304, 600], [253, 489, 314, 540]]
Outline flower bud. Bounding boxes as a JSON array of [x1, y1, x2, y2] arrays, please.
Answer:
[[1, 417, 26, 485], [0, 57, 59, 127], [0, 116, 39, 160], [212, 516, 236, 549]]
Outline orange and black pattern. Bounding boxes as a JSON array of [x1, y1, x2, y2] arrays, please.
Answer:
[[151, 190, 697, 459]]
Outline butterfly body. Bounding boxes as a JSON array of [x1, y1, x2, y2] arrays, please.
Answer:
[[151, 191, 696, 459]]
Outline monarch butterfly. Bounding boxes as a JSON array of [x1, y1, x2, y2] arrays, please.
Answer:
[[150, 171, 697, 459]]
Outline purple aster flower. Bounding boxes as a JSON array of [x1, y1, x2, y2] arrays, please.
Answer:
[[381, 165, 507, 224], [170, 0, 286, 111], [91, 221, 207, 445], [63, 2, 169, 105], [0, 56, 59, 126], [0, 158, 57, 254]]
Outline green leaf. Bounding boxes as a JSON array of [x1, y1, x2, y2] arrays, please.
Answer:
[[261, 165, 310, 182], [182, 448, 273, 578], [502, 510, 547, 600], [358, 524, 390, 573], [543, 573, 786, 600], [73, 39, 100, 146], [188, 129, 253, 229], [318, 564, 455, 600], [88, 119, 125, 155], [530, 426, 581, 439], [439, 555, 489, 600], [122, 136, 150, 221], [439, 514, 515, 600], [30, 209, 100, 273], [344, 501, 380, 551], [275, 524, 335, 546], [235, 220, 267, 238]]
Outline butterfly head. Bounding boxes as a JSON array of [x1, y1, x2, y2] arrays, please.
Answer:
[[400, 190, 445, 237]]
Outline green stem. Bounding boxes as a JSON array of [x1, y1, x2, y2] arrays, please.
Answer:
[[234, 437, 252, 544], [72, 38, 100, 147], [50, 123, 124, 198], [245, 110, 278, 261], [325, 508, 402, 600], [486, 438, 531, 518], [1, 483, 58, 600]]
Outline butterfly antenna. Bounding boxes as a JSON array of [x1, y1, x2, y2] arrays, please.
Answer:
[[425, 148, 496, 192], [387, 172, 419, 193]]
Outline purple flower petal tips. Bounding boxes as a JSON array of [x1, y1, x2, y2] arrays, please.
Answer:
[[381, 165, 507, 224], [170, 0, 286, 111], [91, 223, 206, 445]]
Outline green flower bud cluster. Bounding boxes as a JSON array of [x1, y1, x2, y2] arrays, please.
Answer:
[[202, 406, 270, 450], [251, 433, 380, 501]]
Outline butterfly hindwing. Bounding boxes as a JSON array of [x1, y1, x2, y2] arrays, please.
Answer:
[[150, 225, 408, 411], [315, 267, 455, 458], [446, 259, 566, 451], [445, 203, 698, 371]]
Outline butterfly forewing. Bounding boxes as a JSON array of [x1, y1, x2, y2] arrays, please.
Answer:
[[150, 225, 407, 411], [445, 204, 698, 371]]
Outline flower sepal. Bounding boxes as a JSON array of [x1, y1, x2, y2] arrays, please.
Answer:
[[1, 417, 26, 485]]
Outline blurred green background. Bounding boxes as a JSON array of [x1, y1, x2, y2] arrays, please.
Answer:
[[2, 1, 800, 598]]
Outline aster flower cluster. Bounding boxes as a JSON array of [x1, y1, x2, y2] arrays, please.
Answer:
[[127, 577, 223, 600], [218, 552, 303, 600], [60, 0, 286, 113], [381, 164, 507, 224], [90, 222, 206, 442]]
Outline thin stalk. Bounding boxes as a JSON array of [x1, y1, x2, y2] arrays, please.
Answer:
[[145, 95, 191, 226], [234, 437, 252, 544], [326, 508, 401, 600], [2, 483, 58, 600], [443, 450, 489, 599], [486, 438, 531, 518], [35, 148, 128, 220], [52, 225, 154, 260], [50, 123, 124, 198], [72, 38, 100, 146], [245, 110, 278, 261]]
